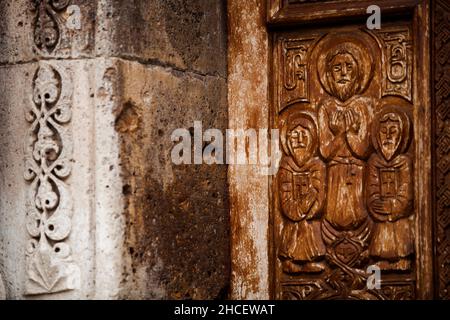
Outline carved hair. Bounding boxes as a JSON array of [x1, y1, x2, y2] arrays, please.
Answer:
[[317, 36, 374, 98]]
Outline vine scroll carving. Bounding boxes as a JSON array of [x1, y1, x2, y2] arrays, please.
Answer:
[[24, 63, 79, 295]]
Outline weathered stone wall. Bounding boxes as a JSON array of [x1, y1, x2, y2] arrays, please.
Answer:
[[0, 0, 229, 299]]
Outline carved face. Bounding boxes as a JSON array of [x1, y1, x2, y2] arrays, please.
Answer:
[[288, 125, 312, 165], [379, 114, 402, 161], [328, 52, 359, 102]]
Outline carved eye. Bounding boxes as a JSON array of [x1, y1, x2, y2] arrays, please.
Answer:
[[390, 127, 399, 135], [381, 127, 387, 134], [333, 65, 341, 72], [346, 63, 353, 70]]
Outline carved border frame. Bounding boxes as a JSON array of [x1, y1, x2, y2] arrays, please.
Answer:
[[432, 0, 450, 300], [228, 0, 435, 299], [267, 0, 420, 25]]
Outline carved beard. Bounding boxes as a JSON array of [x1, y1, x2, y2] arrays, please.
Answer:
[[329, 77, 358, 102], [381, 139, 400, 161], [291, 147, 310, 167]]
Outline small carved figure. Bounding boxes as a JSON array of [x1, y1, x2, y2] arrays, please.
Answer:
[[366, 106, 414, 271], [278, 113, 326, 273], [317, 40, 375, 230]]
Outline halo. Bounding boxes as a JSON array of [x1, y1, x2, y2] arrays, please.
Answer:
[[280, 111, 318, 157], [317, 33, 374, 97], [372, 105, 412, 157]]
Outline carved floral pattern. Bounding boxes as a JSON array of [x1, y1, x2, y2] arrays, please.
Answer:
[[32, 0, 71, 53], [24, 63, 78, 295]]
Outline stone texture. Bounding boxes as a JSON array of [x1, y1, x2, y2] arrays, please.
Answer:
[[0, 275, 4, 299], [0, 61, 97, 299], [0, 0, 98, 63], [96, 0, 228, 77], [112, 60, 229, 299], [228, 0, 270, 299], [0, 0, 229, 300]]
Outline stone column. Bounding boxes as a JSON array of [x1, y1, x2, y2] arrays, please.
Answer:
[[0, 274, 4, 299], [227, 0, 271, 299], [0, 0, 229, 300]]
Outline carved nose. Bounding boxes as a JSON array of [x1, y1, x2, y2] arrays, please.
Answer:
[[299, 132, 307, 145], [299, 133, 304, 143]]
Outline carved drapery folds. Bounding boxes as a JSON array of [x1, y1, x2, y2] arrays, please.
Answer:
[[273, 27, 417, 300], [24, 63, 79, 295], [32, 0, 71, 53]]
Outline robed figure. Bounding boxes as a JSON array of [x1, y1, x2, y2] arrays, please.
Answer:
[[278, 113, 327, 273], [366, 107, 414, 271], [317, 41, 374, 231]]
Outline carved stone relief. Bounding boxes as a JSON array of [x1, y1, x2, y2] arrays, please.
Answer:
[[273, 27, 417, 300], [32, 0, 71, 53], [24, 63, 79, 295]]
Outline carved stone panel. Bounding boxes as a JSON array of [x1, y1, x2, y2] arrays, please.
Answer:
[[32, 0, 71, 54], [24, 62, 79, 295], [272, 21, 425, 299]]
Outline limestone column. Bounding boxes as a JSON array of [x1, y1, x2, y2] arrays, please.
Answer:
[[0, 274, 4, 299], [0, 0, 229, 300]]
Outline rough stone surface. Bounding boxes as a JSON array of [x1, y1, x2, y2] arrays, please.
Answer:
[[0, 0, 229, 300], [114, 60, 229, 300], [0, 275, 4, 299], [96, 0, 228, 77], [0, 61, 97, 299], [228, 0, 270, 299], [0, 0, 98, 63]]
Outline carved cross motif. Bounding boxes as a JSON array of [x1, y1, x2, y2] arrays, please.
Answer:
[[274, 27, 417, 300], [380, 169, 397, 198]]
